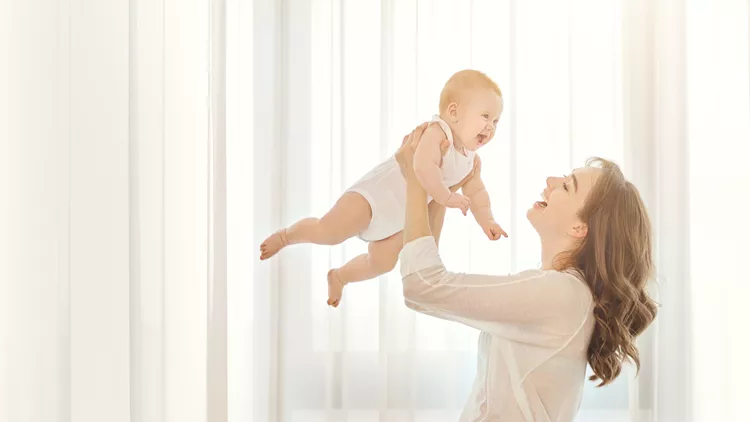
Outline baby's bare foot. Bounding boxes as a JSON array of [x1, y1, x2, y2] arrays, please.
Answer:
[[260, 229, 288, 260], [327, 269, 347, 307]]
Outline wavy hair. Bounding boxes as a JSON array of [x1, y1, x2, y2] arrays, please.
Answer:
[[560, 158, 658, 386]]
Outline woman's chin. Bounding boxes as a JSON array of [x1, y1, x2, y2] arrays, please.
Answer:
[[526, 207, 546, 234], [526, 208, 538, 227]]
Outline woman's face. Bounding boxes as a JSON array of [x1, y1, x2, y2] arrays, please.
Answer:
[[527, 167, 601, 240]]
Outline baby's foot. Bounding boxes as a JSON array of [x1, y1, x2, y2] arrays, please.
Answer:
[[327, 269, 347, 307], [260, 229, 288, 260]]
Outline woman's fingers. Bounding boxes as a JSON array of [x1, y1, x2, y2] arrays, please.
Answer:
[[408, 122, 429, 148], [396, 122, 430, 179]]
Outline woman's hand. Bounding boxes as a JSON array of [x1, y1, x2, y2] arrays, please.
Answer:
[[395, 123, 429, 182]]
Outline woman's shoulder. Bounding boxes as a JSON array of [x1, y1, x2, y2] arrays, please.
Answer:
[[516, 268, 593, 300], [552, 269, 594, 310]]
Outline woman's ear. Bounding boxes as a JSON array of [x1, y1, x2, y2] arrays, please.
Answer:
[[569, 222, 588, 239]]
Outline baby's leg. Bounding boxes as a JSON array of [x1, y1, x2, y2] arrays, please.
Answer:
[[260, 192, 372, 260], [327, 231, 403, 307]]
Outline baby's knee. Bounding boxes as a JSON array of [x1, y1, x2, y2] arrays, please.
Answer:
[[370, 250, 398, 273], [317, 219, 350, 245]]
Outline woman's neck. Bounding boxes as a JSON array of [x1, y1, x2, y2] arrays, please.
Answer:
[[540, 236, 576, 270]]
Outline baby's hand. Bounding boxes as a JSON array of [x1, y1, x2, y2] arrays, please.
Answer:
[[482, 220, 508, 240], [445, 192, 471, 215]]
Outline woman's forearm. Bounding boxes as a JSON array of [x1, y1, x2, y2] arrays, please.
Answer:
[[403, 175, 432, 245], [428, 200, 447, 246]]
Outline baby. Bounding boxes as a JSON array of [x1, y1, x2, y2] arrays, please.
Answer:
[[260, 69, 507, 307]]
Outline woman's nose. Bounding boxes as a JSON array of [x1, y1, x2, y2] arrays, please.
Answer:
[[546, 176, 561, 187]]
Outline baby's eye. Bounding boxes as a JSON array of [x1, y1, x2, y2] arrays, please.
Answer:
[[482, 114, 489, 119]]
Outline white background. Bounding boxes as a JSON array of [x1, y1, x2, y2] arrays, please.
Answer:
[[1, 0, 749, 421]]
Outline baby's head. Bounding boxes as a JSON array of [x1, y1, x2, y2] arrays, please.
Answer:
[[439, 70, 503, 151]]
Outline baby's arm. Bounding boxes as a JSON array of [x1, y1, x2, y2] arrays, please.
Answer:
[[461, 156, 507, 240], [413, 124, 471, 214]]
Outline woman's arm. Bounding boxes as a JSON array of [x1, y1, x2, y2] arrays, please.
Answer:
[[395, 126, 588, 329], [427, 200, 447, 246], [403, 159, 433, 245], [399, 237, 590, 329]]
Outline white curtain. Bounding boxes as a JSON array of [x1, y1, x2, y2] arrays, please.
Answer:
[[255, 0, 631, 420], [684, 1, 750, 422], [242, 0, 749, 421], [1, 0, 225, 421], [2, 0, 132, 420], [2, 0, 750, 422]]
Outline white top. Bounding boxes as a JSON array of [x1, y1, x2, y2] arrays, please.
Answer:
[[429, 115, 476, 189], [399, 236, 595, 422], [344, 115, 476, 242]]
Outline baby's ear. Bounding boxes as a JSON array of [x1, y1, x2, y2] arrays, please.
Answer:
[[447, 102, 459, 121]]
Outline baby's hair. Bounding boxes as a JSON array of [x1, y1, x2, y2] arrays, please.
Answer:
[[439, 69, 503, 113]]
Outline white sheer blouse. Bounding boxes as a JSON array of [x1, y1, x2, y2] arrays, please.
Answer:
[[399, 236, 595, 422]]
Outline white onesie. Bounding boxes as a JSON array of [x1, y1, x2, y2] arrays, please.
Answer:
[[345, 115, 476, 242]]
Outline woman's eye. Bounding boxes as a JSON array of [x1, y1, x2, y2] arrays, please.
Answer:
[[563, 183, 569, 192]]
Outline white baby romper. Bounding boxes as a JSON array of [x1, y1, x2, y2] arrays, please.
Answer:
[[344, 115, 476, 242]]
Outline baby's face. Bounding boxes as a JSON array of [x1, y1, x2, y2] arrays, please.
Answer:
[[455, 90, 503, 151]]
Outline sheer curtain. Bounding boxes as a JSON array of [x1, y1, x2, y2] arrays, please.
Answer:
[[1, 0, 224, 421], [2, 0, 132, 420], [237, 0, 749, 421], [241, 0, 635, 421], [3, 0, 750, 421], [685, 1, 750, 422]]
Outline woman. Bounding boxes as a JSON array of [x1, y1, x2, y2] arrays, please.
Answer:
[[395, 124, 658, 421]]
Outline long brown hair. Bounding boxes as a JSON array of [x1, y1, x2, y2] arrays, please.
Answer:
[[561, 158, 658, 386]]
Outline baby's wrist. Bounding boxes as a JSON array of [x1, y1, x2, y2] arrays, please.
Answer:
[[480, 217, 495, 226]]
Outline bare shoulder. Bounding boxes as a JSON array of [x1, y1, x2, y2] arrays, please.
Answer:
[[418, 123, 450, 156], [421, 122, 448, 143]]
